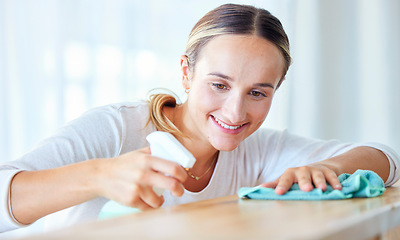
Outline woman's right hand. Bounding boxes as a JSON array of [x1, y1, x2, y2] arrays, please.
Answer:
[[94, 147, 188, 210], [10, 147, 186, 225]]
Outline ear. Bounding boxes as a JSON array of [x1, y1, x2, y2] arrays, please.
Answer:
[[180, 55, 191, 90]]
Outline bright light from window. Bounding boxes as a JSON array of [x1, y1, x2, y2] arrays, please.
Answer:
[[65, 84, 88, 121], [43, 48, 56, 76], [95, 45, 123, 78], [64, 42, 90, 79], [135, 50, 158, 79]]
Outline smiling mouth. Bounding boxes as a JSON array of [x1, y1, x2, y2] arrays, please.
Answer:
[[212, 116, 245, 130]]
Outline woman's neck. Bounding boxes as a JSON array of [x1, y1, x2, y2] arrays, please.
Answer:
[[164, 104, 218, 165], [163, 105, 219, 192]]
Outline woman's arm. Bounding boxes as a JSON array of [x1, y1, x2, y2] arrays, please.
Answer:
[[10, 148, 187, 225], [262, 146, 390, 195]]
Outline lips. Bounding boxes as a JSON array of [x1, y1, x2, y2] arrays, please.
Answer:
[[212, 115, 245, 130]]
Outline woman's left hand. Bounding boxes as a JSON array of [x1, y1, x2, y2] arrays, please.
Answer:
[[260, 164, 342, 195]]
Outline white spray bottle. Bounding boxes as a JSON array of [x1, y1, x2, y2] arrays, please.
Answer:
[[98, 131, 195, 219]]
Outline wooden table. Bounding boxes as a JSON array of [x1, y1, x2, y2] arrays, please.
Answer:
[[17, 186, 400, 240]]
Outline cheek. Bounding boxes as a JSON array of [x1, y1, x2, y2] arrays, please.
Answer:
[[249, 100, 273, 124], [189, 85, 221, 113]]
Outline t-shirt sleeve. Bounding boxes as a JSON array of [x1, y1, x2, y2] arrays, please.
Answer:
[[2, 105, 124, 171], [0, 104, 125, 232], [256, 129, 400, 187], [0, 169, 27, 232]]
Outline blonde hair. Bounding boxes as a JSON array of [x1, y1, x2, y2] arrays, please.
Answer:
[[147, 90, 185, 137], [186, 4, 291, 87], [148, 4, 292, 135]]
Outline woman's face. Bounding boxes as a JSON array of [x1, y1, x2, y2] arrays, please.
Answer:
[[182, 34, 284, 151]]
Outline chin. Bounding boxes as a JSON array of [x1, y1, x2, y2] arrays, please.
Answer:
[[217, 146, 239, 151], [211, 138, 242, 152]]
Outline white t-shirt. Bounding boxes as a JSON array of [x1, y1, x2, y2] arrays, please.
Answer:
[[1, 101, 399, 232]]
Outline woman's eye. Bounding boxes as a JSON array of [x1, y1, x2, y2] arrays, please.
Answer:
[[212, 83, 227, 90], [250, 91, 266, 98]]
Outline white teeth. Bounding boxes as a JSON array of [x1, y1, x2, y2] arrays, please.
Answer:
[[213, 116, 243, 130]]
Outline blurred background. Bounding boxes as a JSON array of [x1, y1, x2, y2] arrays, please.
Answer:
[[0, 0, 399, 237]]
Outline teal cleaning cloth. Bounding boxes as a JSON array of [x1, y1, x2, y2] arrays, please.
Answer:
[[238, 169, 385, 200]]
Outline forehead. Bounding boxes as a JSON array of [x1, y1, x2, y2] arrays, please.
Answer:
[[195, 34, 284, 84]]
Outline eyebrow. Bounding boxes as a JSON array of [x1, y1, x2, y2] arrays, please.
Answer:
[[208, 72, 275, 89], [208, 72, 233, 81]]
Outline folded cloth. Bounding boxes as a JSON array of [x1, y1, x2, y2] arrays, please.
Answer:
[[238, 169, 385, 200]]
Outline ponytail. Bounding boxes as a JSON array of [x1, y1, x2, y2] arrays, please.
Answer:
[[147, 91, 185, 137]]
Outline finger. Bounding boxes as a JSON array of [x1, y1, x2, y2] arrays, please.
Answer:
[[140, 186, 164, 209], [323, 169, 342, 190], [295, 168, 313, 192], [260, 180, 278, 188], [138, 170, 185, 197], [129, 198, 152, 211], [148, 156, 188, 183], [311, 170, 327, 191], [122, 185, 153, 211], [156, 176, 185, 197], [275, 171, 296, 195]]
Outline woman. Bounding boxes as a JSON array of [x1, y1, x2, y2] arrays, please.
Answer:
[[1, 3, 399, 232]]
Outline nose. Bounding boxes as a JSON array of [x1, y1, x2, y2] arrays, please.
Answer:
[[223, 92, 246, 124]]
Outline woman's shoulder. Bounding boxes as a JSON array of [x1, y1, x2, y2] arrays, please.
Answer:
[[78, 101, 150, 125], [86, 101, 149, 116], [60, 100, 152, 140], [51, 100, 153, 157]]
